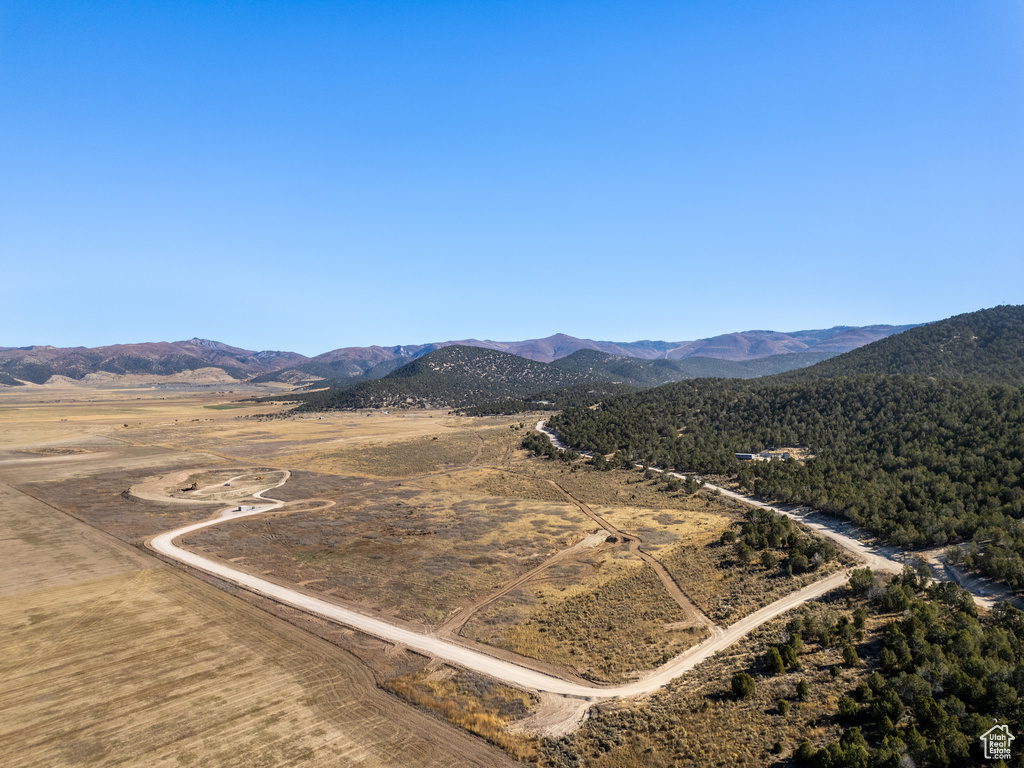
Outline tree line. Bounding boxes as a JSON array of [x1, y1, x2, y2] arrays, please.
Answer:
[[549, 374, 1024, 589]]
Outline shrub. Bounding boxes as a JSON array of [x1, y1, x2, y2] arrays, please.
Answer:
[[731, 672, 756, 700]]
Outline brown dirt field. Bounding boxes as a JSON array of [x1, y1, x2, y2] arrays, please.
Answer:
[[0, 478, 520, 768], [0, 483, 144, 598]]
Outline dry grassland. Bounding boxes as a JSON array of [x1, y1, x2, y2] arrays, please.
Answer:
[[0, 387, 851, 762], [185, 480, 591, 625], [384, 666, 539, 760], [471, 551, 708, 682], [442, 466, 567, 503], [548, 592, 877, 767], [660, 534, 846, 623], [299, 430, 483, 477], [0, 484, 518, 768]]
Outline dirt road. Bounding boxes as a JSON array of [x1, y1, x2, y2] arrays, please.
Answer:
[[535, 420, 1005, 609], [147, 474, 848, 702]]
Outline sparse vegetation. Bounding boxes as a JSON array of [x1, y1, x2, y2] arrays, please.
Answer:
[[536, 594, 876, 767], [385, 668, 538, 761], [476, 557, 706, 682]]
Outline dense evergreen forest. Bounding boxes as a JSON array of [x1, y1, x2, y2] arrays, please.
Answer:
[[549, 374, 1024, 589], [549, 348, 836, 387], [798, 570, 1023, 768], [786, 304, 1024, 386], [460, 382, 636, 416], [285, 345, 600, 411], [548, 307, 1024, 591]]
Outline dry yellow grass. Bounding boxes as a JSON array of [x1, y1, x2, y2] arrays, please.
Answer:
[[0, 389, 522, 767], [291, 429, 482, 477], [185, 481, 591, 625], [0, 385, 848, 763], [469, 548, 707, 682], [547, 596, 876, 767], [384, 667, 538, 760]]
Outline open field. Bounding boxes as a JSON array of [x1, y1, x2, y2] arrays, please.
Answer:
[[0, 385, 868, 759], [184, 481, 592, 625], [471, 552, 708, 682], [0, 477, 518, 768]]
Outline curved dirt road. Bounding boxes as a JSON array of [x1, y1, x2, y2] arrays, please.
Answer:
[[147, 469, 849, 702]]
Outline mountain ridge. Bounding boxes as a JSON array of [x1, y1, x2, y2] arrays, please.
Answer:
[[0, 324, 915, 387], [291, 345, 601, 411]]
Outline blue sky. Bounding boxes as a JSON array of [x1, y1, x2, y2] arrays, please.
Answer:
[[2, 1, 1022, 356]]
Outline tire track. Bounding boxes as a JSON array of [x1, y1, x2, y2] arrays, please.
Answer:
[[543, 479, 716, 632]]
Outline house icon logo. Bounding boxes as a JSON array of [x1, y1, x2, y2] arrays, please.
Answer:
[[981, 724, 1014, 760]]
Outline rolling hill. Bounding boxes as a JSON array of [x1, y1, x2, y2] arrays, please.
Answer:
[[291, 346, 601, 411], [549, 348, 838, 387], [548, 304, 1024, 590], [1, 324, 912, 387], [0, 339, 309, 385], [254, 326, 914, 385], [786, 304, 1024, 386]]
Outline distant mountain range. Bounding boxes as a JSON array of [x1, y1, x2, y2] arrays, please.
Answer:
[[281, 306, 1024, 412], [0, 338, 307, 386], [0, 325, 915, 387]]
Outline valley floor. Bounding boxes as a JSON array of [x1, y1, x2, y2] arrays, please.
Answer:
[[0, 385, 957, 765]]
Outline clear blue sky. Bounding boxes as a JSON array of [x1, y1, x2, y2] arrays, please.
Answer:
[[2, 1, 1022, 356]]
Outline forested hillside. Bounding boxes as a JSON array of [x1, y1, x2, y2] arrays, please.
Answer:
[[788, 304, 1024, 386], [460, 381, 637, 416], [551, 348, 834, 386], [794, 570, 1023, 768], [550, 376, 1024, 589], [291, 346, 599, 411]]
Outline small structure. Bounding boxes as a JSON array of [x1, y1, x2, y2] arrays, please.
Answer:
[[735, 453, 756, 461]]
